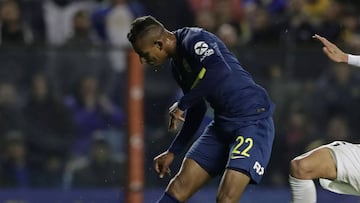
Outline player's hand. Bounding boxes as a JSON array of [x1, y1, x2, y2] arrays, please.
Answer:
[[153, 151, 174, 178], [168, 102, 185, 131], [313, 34, 348, 63]]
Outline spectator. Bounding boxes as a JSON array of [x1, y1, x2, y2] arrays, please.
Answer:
[[49, 8, 113, 97], [0, 0, 33, 46], [68, 134, 125, 188], [22, 73, 75, 187], [0, 131, 31, 188], [43, 0, 98, 45], [64, 10, 98, 47], [65, 75, 125, 156], [0, 82, 24, 136]]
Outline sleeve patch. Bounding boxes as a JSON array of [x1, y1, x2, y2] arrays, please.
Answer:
[[194, 41, 214, 61]]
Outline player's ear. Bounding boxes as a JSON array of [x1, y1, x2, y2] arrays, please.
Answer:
[[154, 40, 163, 50]]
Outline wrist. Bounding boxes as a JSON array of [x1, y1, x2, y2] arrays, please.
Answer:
[[343, 54, 349, 63], [166, 149, 177, 156]]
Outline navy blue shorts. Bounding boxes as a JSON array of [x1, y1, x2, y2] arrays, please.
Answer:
[[186, 117, 275, 184]]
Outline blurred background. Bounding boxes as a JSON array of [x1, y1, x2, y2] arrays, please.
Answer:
[[0, 0, 360, 202]]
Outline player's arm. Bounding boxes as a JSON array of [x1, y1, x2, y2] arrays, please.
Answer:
[[167, 99, 207, 155], [153, 98, 206, 179], [313, 34, 360, 67]]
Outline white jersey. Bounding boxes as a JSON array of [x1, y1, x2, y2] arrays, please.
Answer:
[[319, 141, 360, 196]]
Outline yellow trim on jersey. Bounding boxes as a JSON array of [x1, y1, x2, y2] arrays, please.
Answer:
[[190, 67, 206, 89]]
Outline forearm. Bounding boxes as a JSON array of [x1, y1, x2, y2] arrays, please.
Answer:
[[348, 54, 360, 67], [168, 100, 207, 155]]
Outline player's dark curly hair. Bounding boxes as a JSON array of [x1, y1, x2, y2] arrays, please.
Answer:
[[127, 15, 164, 44]]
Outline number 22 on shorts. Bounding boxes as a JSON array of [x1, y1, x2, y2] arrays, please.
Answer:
[[230, 135, 253, 159]]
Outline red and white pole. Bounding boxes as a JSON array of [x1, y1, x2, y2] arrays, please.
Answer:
[[126, 50, 144, 203]]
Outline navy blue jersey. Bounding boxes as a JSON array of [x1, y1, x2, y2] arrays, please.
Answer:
[[168, 27, 275, 155]]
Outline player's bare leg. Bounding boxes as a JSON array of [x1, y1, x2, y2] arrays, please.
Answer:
[[289, 147, 337, 203], [216, 169, 251, 203], [290, 147, 336, 179], [165, 158, 211, 202]]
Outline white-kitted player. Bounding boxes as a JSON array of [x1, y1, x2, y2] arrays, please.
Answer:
[[289, 34, 360, 203]]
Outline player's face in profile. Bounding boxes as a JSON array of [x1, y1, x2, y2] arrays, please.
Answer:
[[133, 38, 167, 67]]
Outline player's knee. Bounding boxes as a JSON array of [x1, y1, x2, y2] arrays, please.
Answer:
[[290, 158, 312, 179], [166, 175, 191, 202]]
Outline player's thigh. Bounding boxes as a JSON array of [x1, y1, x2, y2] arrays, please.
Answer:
[[227, 117, 275, 184], [291, 146, 336, 180], [217, 168, 251, 203], [186, 123, 228, 176], [166, 158, 211, 201]]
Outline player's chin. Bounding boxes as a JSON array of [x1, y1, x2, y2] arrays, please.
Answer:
[[151, 62, 164, 69]]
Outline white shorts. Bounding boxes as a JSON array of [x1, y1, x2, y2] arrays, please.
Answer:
[[319, 141, 360, 196]]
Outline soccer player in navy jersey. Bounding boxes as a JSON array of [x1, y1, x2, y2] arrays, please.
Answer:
[[127, 16, 275, 203]]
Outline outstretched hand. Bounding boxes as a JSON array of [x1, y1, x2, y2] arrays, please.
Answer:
[[153, 151, 174, 178], [168, 102, 185, 131], [313, 34, 348, 63]]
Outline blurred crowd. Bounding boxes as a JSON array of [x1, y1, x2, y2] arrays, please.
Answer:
[[0, 0, 360, 190]]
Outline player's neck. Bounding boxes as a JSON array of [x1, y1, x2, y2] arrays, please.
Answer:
[[164, 31, 178, 59]]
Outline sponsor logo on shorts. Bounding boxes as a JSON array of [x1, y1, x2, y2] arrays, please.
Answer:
[[253, 161, 264, 175]]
